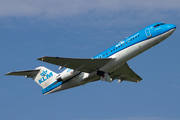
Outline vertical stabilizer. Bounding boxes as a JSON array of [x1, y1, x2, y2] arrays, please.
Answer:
[[33, 66, 58, 89]]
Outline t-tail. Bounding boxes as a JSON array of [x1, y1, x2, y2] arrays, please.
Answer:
[[5, 66, 60, 95]]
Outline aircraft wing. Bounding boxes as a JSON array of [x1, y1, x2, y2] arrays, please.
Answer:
[[38, 56, 112, 73], [110, 63, 142, 82]]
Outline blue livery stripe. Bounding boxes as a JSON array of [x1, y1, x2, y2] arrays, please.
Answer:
[[42, 81, 62, 94], [42, 72, 82, 94]]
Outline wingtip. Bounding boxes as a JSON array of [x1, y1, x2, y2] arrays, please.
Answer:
[[5, 72, 11, 75], [37, 57, 44, 61]]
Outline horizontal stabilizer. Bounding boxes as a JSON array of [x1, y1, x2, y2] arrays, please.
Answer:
[[5, 66, 58, 89], [38, 56, 112, 73], [5, 70, 40, 78]]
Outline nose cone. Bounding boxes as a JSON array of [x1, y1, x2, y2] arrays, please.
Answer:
[[167, 24, 176, 30], [166, 24, 176, 34]]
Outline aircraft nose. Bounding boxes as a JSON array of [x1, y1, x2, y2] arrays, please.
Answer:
[[167, 24, 176, 30], [166, 24, 176, 34]]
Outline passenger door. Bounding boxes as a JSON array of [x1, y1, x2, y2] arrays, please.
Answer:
[[145, 28, 152, 38]]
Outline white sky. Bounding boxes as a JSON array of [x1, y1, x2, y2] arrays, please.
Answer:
[[0, 0, 179, 18]]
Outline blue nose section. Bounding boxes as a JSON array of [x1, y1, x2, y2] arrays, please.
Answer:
[[165, 24, 176, 35], [167, 24, 176, 30]]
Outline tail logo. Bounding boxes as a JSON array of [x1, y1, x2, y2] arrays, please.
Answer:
[[39, 70, 53, 84], [40, 70, 47, 76]]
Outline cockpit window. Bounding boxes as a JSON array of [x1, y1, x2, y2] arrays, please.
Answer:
[[154, 23, 165, 28]]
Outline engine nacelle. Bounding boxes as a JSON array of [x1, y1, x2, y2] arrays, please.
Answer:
[[56, 68, 78, 82], [100, 73, 112, 83]]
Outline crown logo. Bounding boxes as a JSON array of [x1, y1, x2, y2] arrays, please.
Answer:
[[40, 70, 47, 76]]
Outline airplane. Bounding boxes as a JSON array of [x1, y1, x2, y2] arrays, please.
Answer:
[[6, 22, 176, 95]]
